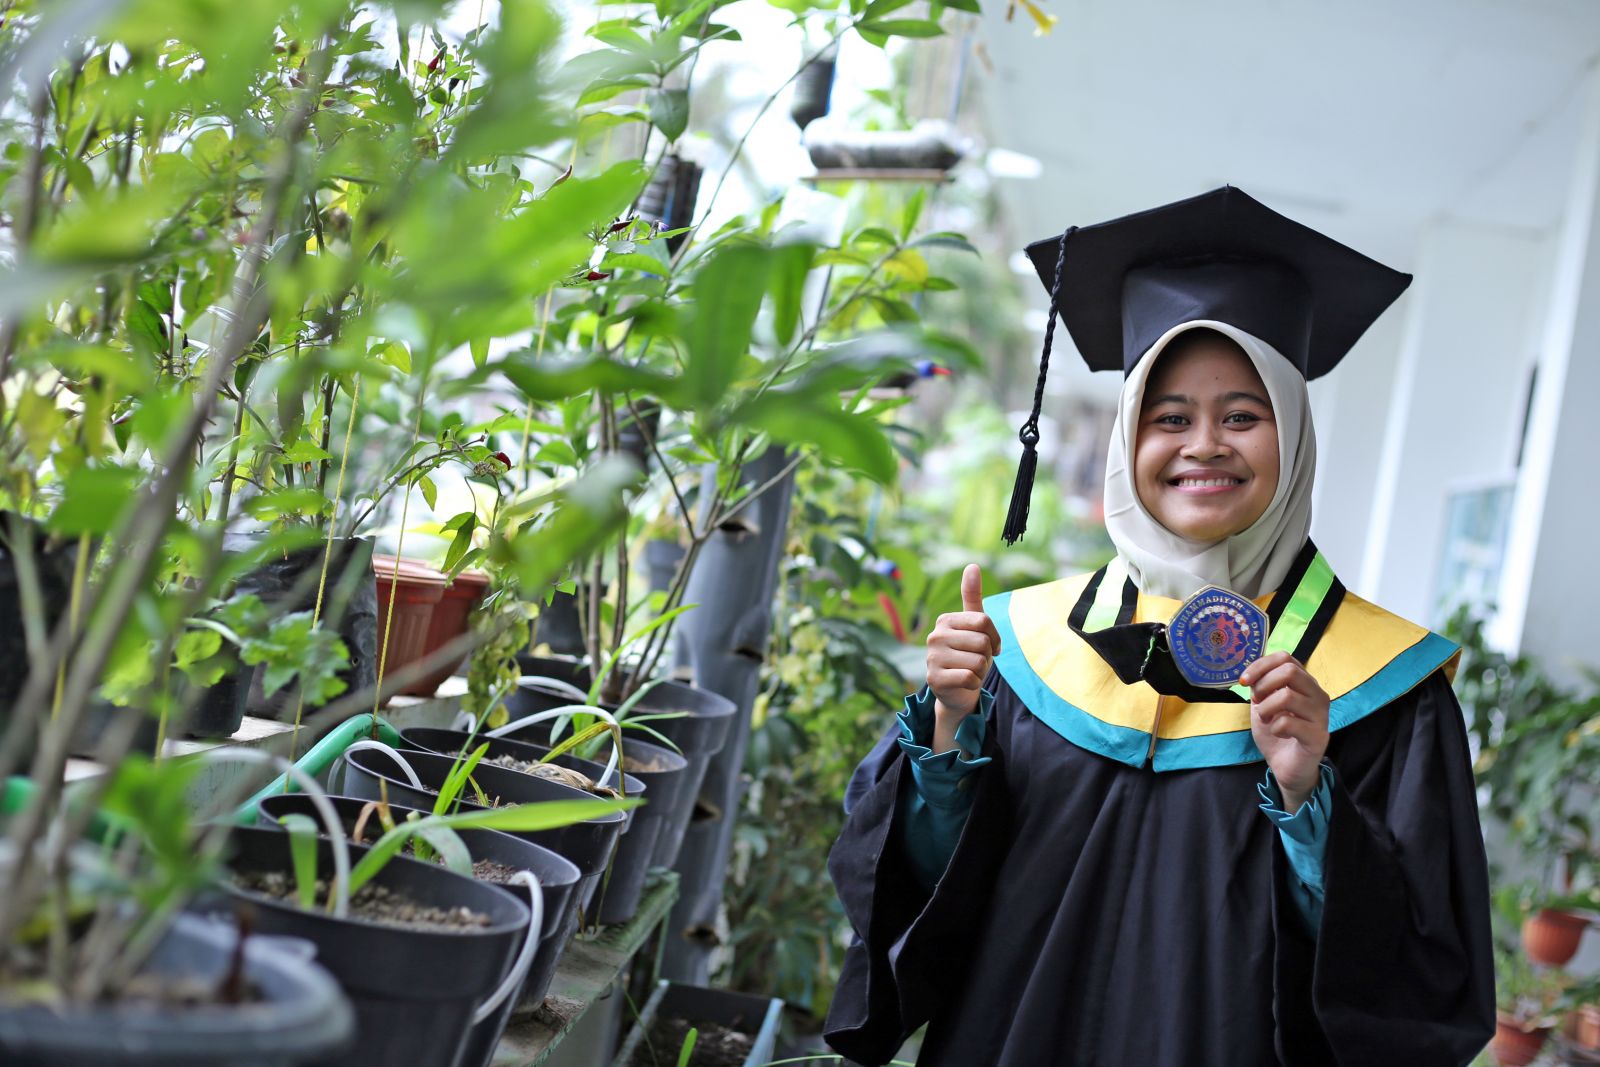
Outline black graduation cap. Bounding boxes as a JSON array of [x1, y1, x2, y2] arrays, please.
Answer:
[[1001, 185, 1412, 545]]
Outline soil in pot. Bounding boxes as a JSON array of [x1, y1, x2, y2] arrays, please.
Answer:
[[483, 751, 619, 796], [628, 1016, 753, 1067], [231, 871, 491, 933]]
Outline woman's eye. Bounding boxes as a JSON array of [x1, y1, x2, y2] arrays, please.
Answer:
[[1155, 413, 1188, 427], [1224, 412, 1262, 425]]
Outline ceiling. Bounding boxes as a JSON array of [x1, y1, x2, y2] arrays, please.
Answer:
[[968, 0, 1600, 396]]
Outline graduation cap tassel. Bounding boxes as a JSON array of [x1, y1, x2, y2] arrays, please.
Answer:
[[1002, 226, 1074, 546]]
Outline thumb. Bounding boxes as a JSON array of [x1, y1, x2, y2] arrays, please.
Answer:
[[960, 563, 984, 614]]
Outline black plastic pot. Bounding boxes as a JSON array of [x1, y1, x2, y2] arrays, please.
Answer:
[[610, 980, 784, 1067], [254, 793, 581, 1066], [504, 661, 735, 869], [183, 663, 258, 739], [336, 746, 627, 923], [0, 911, 353, 1066], [237, 537, 377, 721], [399, 726, 686, 925], [531, 590, 587, 657], [69, 702, 160, 759], [208, 826, 528, 1067]]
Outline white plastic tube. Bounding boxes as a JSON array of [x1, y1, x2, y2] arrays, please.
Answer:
[[343, 739, 425, 789], [487, 705, 622, 792], [207, 749, 353, 919], [469, 870, 544, 1024], [514, 675, 589, 703]]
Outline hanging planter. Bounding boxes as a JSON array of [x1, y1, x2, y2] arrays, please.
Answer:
[[1522, 908, 1590, 967], [789, 43, 837, 131], [638, 155, 703, 255], [804, 118, 969, 173]]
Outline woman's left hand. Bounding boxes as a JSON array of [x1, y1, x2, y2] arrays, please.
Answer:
[[1241, 651, 1330, 813]]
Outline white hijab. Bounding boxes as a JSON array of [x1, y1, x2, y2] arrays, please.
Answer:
[[1102, 320, 1315, 601]]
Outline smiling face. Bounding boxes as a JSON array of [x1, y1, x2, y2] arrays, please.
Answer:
[[1133, 330, 1281, 544]]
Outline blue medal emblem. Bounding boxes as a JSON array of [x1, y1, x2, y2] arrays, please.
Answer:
[[1167, 586, 1270, 688]]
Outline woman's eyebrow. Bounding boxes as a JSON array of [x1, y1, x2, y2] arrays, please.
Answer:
[[1146, 392, 1193, 406], [1221, 390, 1271, 406]]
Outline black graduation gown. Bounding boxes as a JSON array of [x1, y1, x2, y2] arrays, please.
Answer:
[[823, 661, 1494, 1067]]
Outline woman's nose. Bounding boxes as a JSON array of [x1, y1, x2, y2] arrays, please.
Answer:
[[1181, 424, 1229, 460]]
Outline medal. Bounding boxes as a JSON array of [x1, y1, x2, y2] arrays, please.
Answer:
[[1166, 586, 1269, 688]]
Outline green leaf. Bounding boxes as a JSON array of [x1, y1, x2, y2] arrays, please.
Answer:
[[858, 17, 944, 36], [682, 243, 774, 410], [278, 814, 320, 910], [425, 796, 638, 832], [769, 242, 816, 347], [49, 465, 138, 535], [647, 88, 690, 142], [280, 438, 334, 464], [910, 231, 979, 254], [863, 0, 918, 17], [418, 474, 438, 511], [443, 513, 479, 574], [469, 337, 490, 369], [435, 743, 490, 816], [415, 823, 473, 876], [589, 603, 699, 702], [174, 629, 227, 688], [676, 1029, 698, 1067], [740, 396, 896, 482], [377, 342, 412, 374]]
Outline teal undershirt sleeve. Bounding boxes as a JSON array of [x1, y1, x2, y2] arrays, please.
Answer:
[[894, 686, 993, 893], [1257, 760, 1336, 936]]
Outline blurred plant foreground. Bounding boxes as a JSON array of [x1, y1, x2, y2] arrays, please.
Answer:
[[0, 0, 1592, 1057]]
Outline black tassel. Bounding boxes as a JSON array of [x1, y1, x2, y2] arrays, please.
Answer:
[[1001, 426, 1039, 545], [1001, 225, 1074, 546]]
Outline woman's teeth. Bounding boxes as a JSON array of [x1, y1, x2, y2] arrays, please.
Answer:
[[1172, 478, 1241, 487]]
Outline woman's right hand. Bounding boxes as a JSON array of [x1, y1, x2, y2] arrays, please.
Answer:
[[926, 564, 1001, 752]]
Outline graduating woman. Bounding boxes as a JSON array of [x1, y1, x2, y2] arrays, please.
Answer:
[[824, 188, 1495, 1066]]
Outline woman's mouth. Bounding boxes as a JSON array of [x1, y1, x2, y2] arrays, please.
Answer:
[[1168, 475, 1245, 492]]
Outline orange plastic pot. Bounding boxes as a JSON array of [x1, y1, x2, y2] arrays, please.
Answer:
[[1522, 908, 1590, 967], [1492, 1013, 1550, 1066], [400, 566, 490, 697], [372, 554, 446, 705]]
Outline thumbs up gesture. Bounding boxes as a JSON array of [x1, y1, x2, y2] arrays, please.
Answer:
[[926, 564, 1002, 750]]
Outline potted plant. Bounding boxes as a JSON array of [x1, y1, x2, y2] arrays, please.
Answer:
[[1491, 947, 1570, 1066], [611, 979, 784, 1067]]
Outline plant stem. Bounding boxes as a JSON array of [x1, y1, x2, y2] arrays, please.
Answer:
[[0, 35, 334, 945]]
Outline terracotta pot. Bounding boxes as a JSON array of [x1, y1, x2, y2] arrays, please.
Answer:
[[1576, 1004, 1600, 1049], [1492, 1012, 1550, 1067], [396, 562, 490, 697], [372, 553, 446, 705], [1522, 907, 1590, 966]]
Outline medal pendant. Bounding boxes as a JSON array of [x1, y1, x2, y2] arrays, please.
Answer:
[[1167, 586, 1270, 688]]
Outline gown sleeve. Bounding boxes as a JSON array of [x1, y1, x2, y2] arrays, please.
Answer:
[[1271, 670, 1495, 1066], [894, 686, 993, 893], [1259, 761, 1335, 934], [825, 671, 1012, 1066]]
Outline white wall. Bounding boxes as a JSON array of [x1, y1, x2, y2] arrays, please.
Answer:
[[1355, 220, 1548, 625]]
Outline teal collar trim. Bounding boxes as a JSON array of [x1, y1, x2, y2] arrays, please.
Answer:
[[989, 590, 1149, 770]]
